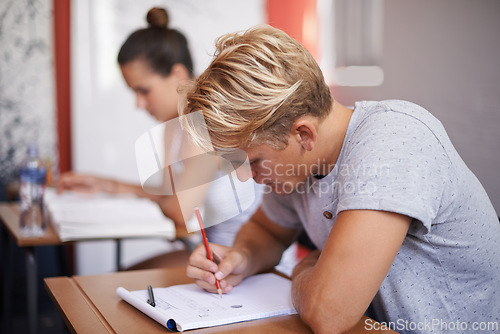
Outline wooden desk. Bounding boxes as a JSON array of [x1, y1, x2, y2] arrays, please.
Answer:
[[0, 202, 189, 334], [0, 202, 60, 246], [44, 268, 397, 334]]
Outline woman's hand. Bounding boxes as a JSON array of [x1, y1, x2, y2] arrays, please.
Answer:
[[186, 243, 251, 294], [57, 172, 117, 194]]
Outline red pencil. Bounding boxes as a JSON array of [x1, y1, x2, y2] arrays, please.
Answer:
[[194, 207, 223, 297]]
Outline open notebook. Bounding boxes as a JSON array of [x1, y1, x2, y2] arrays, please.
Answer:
[[116, 273, 297, 332]]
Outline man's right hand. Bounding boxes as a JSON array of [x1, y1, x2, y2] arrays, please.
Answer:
[[186, 243, 251, 294]]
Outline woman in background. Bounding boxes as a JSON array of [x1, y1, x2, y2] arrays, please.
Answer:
[[58, 7, 262, 268]]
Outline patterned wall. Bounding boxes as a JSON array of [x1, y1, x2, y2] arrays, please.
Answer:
[[0, 0, 57, 200]]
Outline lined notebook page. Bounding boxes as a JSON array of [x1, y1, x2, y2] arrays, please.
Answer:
[[117, 273, 297, 332]]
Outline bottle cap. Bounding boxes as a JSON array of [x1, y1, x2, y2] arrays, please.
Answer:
[[27, 143, 39, 156]]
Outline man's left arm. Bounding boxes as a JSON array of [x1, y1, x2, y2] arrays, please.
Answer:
[[291, 209, 411, 334]]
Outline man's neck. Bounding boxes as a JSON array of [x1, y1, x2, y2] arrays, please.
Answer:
[[314, 100, 353, 175]]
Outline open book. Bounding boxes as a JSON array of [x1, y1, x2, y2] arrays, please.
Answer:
[[44, 188, 175, 241], [116, 273, 297, 332]]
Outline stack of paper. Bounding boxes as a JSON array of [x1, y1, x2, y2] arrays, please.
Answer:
[[44, 188, 176, 241]]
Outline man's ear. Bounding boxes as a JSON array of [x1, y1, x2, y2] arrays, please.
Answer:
[[291, 119, 317, 151]]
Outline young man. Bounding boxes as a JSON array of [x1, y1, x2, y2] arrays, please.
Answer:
[[181, 25, 500, 334]]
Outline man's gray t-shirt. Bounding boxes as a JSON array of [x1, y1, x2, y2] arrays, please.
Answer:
[[262, 100, 500, 333]]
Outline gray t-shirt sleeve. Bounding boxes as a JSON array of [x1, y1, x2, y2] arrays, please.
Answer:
[[336, 110, 452, 235]]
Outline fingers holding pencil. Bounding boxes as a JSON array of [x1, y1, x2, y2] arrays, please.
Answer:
[[189, 207, 253, 295], [194, 207, 223, 297], [186, 242, 232, 294], [186, 242, 248, 292]]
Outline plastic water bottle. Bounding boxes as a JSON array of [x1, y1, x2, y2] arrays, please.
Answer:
[[19, 143, 47, 237]]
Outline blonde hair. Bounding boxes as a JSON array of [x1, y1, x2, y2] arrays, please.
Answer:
[[180, 25, 332, 150]]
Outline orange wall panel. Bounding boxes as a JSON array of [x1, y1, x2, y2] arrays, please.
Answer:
[[266, 0, 318, 60]]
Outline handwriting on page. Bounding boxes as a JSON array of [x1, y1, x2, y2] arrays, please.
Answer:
[[154, 296, 177, 311], [152, 286, 236, 317]]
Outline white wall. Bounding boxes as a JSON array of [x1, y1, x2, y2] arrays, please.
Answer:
[[71, 0, 266, 275], [321, 0, 500, 214]]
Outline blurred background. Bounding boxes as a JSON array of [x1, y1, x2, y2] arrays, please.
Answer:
[[1, 0, 499, 332]]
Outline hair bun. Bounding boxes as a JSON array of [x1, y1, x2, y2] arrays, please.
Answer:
[[146, 7, 169, 28]]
